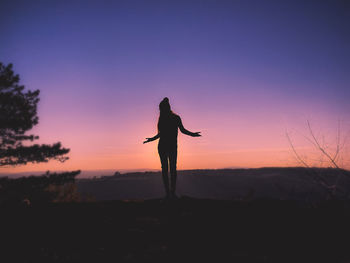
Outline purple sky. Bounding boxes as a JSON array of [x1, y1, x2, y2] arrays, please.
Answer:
[[1, 0, 349, 172]]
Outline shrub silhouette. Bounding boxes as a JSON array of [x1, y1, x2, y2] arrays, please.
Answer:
[[0, 170, 80, 205]]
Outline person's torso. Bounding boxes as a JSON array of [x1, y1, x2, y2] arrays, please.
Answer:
[[158, 114, 179, 147]]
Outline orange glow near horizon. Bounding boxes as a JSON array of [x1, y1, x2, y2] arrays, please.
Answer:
[[2, 105, 350, 175]]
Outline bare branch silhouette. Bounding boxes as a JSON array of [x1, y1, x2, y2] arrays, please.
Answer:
[[307, 120, 340, 169], [286, 131, 309, 168], [286, 120, 350, 198]]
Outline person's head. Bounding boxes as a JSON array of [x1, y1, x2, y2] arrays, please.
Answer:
[[158, 97, 174, 132], [159, 97, 171, 115]]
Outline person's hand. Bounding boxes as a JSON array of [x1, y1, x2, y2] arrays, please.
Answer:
[[143, 138, 152, 144], [192, 132, 201, 137]]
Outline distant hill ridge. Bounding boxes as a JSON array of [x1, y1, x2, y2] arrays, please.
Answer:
[[78, 167, 350, 181], [76, 167, 350, 201]]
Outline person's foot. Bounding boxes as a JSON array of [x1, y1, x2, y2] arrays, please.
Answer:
[[170, 193, 178, 200], [163, 194, 171, 200]]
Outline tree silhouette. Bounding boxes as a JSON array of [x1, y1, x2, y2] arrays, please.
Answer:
[[0, 62, 69, 166]]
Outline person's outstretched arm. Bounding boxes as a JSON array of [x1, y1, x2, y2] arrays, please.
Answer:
[[143, 133, 160, 144], [178, 116, 201, 137]]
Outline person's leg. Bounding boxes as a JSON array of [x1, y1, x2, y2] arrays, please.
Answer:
[[159, 151, 170, 198], [169, 148, 178, 198]]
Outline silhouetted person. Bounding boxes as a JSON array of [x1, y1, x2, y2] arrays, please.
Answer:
[[143, 97, 201, 199]]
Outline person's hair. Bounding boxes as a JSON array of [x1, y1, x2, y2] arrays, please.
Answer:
[[158, 97, 174, 132], [159, 97, 171, 114]]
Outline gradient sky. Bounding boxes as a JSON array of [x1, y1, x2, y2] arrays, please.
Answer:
[[1, 0, 349, 173]]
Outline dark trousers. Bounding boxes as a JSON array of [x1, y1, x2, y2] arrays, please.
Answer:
[[158, 144, 177, 196]]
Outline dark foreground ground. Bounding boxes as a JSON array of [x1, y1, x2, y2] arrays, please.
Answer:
[[1, 197, 350, 263]]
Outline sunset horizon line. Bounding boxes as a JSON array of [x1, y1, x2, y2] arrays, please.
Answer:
[[2, 165, 348, 178]]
